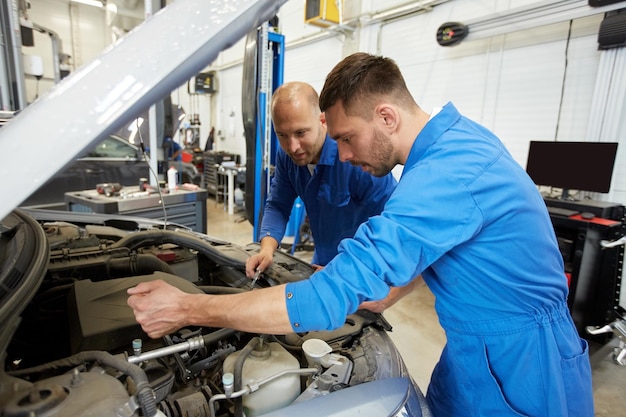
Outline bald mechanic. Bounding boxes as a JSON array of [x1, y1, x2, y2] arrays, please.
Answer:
[[128, 53, 593, 416]]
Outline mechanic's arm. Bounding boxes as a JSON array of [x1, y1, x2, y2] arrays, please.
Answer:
[[128, 279, 293, 338], [246, 152, 298, 279], [245, 236, 279, 277], [358, 275, 424, 313]]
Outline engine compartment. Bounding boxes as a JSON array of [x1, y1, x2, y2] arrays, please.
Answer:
[[1, 217, 407, 417]]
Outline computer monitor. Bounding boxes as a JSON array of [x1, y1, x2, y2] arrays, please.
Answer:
[[525, 141, 618, 200]]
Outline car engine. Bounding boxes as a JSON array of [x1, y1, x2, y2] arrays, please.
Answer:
[[1, 213, 408, 417]]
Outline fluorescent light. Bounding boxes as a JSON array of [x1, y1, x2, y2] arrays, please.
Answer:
[[70, 0, 104, 8]]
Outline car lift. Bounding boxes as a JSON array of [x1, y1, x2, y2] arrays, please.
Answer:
[[243, 21, 285, 242]]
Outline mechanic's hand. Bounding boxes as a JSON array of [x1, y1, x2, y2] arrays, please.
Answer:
[[311, 263, 324, 272], [358, 299, 388, 314], [246, 251, 274, 278], [127, 279, 190, 339], [357, 278, 423, 314]]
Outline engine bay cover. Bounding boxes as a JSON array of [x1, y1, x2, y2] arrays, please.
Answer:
[[68, 272, 204, 353]]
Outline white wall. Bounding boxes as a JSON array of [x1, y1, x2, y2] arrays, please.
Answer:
[[23, 0, 110, 104]]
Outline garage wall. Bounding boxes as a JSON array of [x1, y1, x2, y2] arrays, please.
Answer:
[[22, 0, 110, 104], [213, 65, 246, 157], [372, 8, 603, 168]]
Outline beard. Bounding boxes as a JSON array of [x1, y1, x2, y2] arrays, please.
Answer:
[[288, 151, 312, 166], [353, 127, 395, 177]]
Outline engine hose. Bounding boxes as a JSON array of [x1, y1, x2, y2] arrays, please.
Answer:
[[110, 229, 244, 269], [234, 337, 263, 417], [7, 351, 158, 417], [108, 254, 175, 276]]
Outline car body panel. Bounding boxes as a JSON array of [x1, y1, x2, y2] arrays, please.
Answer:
[[20, 135, 146, 207], [20, 135, 199, 208]]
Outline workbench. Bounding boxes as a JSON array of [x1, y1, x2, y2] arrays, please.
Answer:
[[65, 186, 207, 232], [545, 198, 625, 343]]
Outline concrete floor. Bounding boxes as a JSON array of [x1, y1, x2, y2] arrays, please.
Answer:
[[205, 197, 626, 415]]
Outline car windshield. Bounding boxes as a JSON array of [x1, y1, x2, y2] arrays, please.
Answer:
[[87, 137, 138, 159]]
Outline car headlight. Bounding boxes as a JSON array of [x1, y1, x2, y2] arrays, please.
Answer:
[[391, 377, 432, 417]]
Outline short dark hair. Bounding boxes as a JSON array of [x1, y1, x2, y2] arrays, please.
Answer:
[[319, 53, 415, 118]]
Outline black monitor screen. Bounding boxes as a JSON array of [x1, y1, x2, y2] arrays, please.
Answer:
[[525, 141, 618, 194]]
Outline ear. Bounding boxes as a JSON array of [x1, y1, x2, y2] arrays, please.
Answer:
[[376, 104, 399, 132], [319, 111, 327, 126]]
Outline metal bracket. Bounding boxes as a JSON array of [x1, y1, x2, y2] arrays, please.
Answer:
[[587, 309, 626, 366]]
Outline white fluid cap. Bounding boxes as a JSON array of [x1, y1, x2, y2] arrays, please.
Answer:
[[302, 339, 332, 360], [302, 338, 343, 367], [222, 372, 234, 386]]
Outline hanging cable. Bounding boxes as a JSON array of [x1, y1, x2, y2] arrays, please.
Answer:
[[554, 19, 572, 141], [136, 118, 169, 228]]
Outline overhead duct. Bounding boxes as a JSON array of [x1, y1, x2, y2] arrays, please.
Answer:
[[360, 0, 451, 25]]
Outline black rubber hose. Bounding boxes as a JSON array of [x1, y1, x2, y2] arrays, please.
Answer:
[[110, 229, 244, 269], [7, 351, 157, 417], [108, 253, 175, 276], [234, 337, 262, 417], [201, 327, 238, 345]]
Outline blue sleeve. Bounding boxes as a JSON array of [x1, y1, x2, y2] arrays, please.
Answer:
[[259, 151, 298, 243]]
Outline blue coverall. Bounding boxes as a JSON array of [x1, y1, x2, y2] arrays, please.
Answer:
[[260, 136, 397, 265], [284, 103, 594, 416]]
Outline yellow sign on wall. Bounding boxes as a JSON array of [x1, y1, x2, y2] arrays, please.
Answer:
[[305, 0, 342, 28]]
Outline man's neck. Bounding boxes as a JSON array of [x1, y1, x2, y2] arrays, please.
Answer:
[[397, 107, 430, 165]]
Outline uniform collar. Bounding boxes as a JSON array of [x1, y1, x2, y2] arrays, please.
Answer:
[[317, 135, 337, 166], [404, 102, 461, 170]]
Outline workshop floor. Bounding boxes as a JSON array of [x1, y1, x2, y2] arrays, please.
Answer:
[[205, 197, 625, 415]]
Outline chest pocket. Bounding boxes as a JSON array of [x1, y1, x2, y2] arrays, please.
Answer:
[[318, 182, 351, 207]]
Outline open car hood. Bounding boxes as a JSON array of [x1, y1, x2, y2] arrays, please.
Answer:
[[0, 0, 287, 219]]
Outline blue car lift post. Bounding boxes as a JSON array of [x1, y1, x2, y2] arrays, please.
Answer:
[[252, 24, 284, 241]]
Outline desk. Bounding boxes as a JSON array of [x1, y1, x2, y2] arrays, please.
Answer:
[[548, 209, 624, 342], [65, 186, 207, 232]]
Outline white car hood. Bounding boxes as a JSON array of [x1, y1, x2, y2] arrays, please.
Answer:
[[0, 0, 287, 220]]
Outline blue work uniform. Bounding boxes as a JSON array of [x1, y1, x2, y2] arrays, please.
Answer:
[[285, 103, 593, 416], [260, 136, 396, 265]]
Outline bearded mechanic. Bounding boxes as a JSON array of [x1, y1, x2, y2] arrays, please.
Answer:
[[128, 53, 594, 417]]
